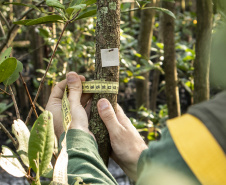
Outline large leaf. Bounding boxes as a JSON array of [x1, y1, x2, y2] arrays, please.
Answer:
[[12, 119, 30, 167], [25, 15, 64, 26], [75, 7, 96, 20], [4, 2, 40, 11], [46, 0, 65, 10], [28, 111, 54, 176], [0, 146, 26, 177], [0, 47, 12, 64], [4, 60, 23, 85], [66, 4, 86, 17], [13, 19, 33, 25], [0, 57, 17, 83]]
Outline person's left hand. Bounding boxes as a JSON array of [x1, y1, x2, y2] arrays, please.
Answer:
[[46, 72, 93, 140]]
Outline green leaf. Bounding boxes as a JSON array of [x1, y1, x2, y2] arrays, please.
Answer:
[[0, 57, 17, 83], [66, 4, 86, 17], [145, 7, 176, 19], [3, 2, 40, 11], [13, 19, 33, 25], [0, 146, 26, 177], [70, 0, 83, 6], [0, 47, 12, 64], [25, 15, 64, 26], [4, 60, 23, 85], [75, 7, 96, 20], [0, 102, 13, 114], [82, 0, 97, 6], [46, 0, 65, 10], [28, 111, 54, 176], [12, 119, 30, 167]]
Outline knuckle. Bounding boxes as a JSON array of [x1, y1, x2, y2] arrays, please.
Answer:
[[101, 109, 115, 121]]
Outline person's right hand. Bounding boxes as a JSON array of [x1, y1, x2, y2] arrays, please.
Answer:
[[97, 99, 148, 181]]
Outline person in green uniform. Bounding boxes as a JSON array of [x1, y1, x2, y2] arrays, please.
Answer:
[[46, 71, 226, 185]]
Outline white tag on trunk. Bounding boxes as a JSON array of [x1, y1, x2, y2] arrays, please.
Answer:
[[101, 48, 119, 67]]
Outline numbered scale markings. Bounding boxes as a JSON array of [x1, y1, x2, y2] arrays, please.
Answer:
[[82, 81, 119, 94]]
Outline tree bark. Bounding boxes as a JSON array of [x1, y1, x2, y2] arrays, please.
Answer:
[[135, 0, 156, 109], [89, 0, 120, 165], [162, 2, 181, 118], [193, 0, 213, 104]]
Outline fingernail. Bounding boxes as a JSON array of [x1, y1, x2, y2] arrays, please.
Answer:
[[99, 99, 109, 110], [67, 73, 78, 83]]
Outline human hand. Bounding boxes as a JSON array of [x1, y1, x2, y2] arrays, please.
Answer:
[[46, 72, 93, 140], [97, 99, 148, 181]]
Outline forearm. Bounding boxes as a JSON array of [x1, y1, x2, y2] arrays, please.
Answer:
[[59, 129, 118, 185]]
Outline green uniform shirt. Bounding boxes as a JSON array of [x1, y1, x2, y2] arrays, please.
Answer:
[[60, 92, 226, 185], [60, 127, 200, 185]]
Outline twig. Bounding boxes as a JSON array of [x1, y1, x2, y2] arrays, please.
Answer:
[[0, 87, 11, 96], [25, 9, 82, 125], [0, 11, 10, 29], [19, 72, 38, 118], [25, 21, 70, 125], [0, 0, 45, 53], [9, 85, 20, 119], [0, 122, 18, 149], [0, 20, 5, 37]]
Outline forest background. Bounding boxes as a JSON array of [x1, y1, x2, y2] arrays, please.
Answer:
[[0, 0, 226, 184]]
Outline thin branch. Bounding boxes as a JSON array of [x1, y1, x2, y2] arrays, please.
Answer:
[[9, 85, 20, 119], [0, 0, 45, 53], [0, 11, 10, 29], [0, 20, 5, 37], [25, 21, 70, 124], [19, 72, 38, 118], [0, 87, 11, 96], [24, 10, 82, 125], [0, 122, 18, 149]]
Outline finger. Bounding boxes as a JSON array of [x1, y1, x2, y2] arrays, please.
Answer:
[[66, 72, 82, 105], [116, 104, 132, 128], [79, 75, 86, 82], [97, 98, 123, 134], [49, 79, 67, 99]]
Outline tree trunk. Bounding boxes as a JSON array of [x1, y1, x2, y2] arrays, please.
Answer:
[[162, 2, 181, 119], [193, 0, 213, 104], [89, 0, 120, 166], [135, 0, 156, 109]]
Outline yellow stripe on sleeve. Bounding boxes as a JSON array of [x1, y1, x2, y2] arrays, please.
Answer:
[[167, 114, 226, 185]]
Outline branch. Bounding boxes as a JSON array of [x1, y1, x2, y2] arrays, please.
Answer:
[[0, 122, 18, 149], [19, 72, 38, 118], [0, 11, 10, 29], [25, 11, 81, 125], [0, 87, 11, 96], [25, 21, 70, 125], [9, 85, 20, 119], [0, 0, 45, 53]]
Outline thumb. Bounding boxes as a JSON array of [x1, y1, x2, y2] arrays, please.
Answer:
[[97, 99, 123, 134], [66, 72, 82, 105]]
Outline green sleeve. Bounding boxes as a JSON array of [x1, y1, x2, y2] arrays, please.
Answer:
[[136, 127, 201, 185], [59, 129, 118, 185]]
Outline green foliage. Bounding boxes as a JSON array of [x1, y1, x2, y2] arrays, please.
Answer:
[[46, 0, 65, 10], [28, 111, 54, 176], [4, 60, 23, 85], [0, 47, 12, 63], [0, 58, 17, 83]]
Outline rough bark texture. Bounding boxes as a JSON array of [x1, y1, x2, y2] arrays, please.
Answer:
[[162, 2, 181, 119], [89, 0, 120, 165], [135, 0, 156, 109], [193, 0, 213, 104]]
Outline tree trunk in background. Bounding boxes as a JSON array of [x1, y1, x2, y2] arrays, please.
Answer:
[[162, 2, 181, 119], [136, 0, 156, 109], [193, 0, 212, 104], [89, 0, 120, 165]]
